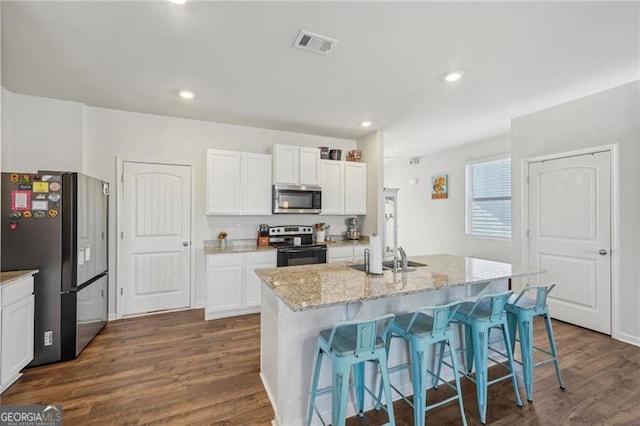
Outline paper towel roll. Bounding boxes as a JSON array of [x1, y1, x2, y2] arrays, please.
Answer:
[[369, 235, 383, 274]]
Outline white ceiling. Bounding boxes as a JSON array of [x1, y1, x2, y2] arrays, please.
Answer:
[[2, 1, 639, 162]]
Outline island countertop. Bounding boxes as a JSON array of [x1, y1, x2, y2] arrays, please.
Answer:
[[255, 253, 542, 312]]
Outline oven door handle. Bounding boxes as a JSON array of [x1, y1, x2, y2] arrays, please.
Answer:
[[279, 247, 326, 254]]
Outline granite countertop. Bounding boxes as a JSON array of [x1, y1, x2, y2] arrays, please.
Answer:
[[1, 270, 39, 286], [204, 244, 276, 255], [255, 254, 543, 312], [320, 236, 369, 247]]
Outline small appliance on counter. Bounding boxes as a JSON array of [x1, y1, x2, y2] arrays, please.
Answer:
[[269, 226, 327, 267], [346, 217, 361, 240], [258, 224, 269, 246]]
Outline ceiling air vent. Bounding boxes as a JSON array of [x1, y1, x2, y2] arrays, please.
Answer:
[[294, 31, 337, 55]]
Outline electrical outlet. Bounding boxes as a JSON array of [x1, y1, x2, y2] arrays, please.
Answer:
[[44, 331, 53, 346]]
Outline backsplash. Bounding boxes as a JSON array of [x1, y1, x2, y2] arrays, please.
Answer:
[[206, 215, 365, 241]]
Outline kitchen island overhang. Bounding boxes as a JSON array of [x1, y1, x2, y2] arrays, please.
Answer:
[[256, 254, 544, 426]]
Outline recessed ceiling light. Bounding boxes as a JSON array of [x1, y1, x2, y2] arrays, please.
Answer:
[[360, 121, 372, 128], [443, 71, 464, 83], [178, 90, 195, 100], [169, 0, 188, 5]]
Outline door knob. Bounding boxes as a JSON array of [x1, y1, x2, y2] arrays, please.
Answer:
[[598, 249, 608, 255], [183, 241, 189, 247]]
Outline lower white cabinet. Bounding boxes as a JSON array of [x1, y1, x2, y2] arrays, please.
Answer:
[[1, 274, 35, 393], [327, 245, 368, 264], [206, 251, 276, 320]]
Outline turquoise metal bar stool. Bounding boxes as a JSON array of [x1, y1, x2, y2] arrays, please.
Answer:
[[379, 301, 467, 426], [306, 313, 396, 426], [504, 283, 565, 402], [444, 290, 522, 424]]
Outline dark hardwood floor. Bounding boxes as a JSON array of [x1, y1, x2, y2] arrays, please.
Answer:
[[1, 309, 639, 425]]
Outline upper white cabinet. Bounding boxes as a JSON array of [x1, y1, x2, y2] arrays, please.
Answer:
[[320, 160, 367, 215], [344, 162, 367, 214], [272, 144, 320, 186], [319, 160, 344, 215], [207, 149, 272, 215]]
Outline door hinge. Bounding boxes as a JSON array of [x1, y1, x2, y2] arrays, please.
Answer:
[[120, 231, 124, 239], [120, 288, 123, 296], [526, 230, 530, 238], [121, 174, 124, 183], [526, 176, 529, 184]]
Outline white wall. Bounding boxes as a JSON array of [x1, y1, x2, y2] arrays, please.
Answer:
[[511, 80, 640, 344], [2, 89, 358, 316], [384, 134, 512, 262], [2, 93, 83, 172]]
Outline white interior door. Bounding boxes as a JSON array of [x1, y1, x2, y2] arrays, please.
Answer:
[[121, 162, 191, 316], [528, 151, 611, 334]]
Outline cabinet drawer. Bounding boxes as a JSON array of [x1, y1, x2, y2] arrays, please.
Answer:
[[2, 276, 34, 307], [207, 253, 242, 268], [245, 251, 277, 265]]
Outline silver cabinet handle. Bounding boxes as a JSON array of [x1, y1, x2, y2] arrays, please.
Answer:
[[183, 241, 189, 247], [598, 249, 608, 255]]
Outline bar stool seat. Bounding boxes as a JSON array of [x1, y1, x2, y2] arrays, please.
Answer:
[[504, 283, 566, 402], [379, 302, 467, 426], [447, 291, 522, 424], [307, 314, 396, 426]]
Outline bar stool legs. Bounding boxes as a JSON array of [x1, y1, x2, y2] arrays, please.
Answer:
[[505, 284, 565, 402]]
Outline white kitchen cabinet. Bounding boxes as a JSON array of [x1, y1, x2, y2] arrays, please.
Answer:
[[205, 251, 276, 320], [327, 246, 355, 263], [344, 162, 367, 214], [206, 254, 243, 317], [1, 274, 35, 393], [328, 245, 368, 263], [319, 160, 344, 215], [320, 160, 367, 215], [242, 153, 273, 215], [244, 252, 277, 308], [272, 144, 320, 185], [207, 149, 272, 215], [299, 147, 321, 185]]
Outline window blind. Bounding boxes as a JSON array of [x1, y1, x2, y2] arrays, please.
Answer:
[[468, 158, 511, 238]]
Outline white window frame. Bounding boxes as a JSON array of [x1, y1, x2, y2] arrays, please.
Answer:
[[465, 155, 512, 239]]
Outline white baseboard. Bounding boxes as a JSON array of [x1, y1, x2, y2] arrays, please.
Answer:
[[260, 372, 281, 426], [616, 332, 640, 347], [108, 313, 117, 321]]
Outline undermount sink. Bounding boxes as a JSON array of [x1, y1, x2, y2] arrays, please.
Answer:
[[347, 260, 427, 273], [381, 260, 428, 269]]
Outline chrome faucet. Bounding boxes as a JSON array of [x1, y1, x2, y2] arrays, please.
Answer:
[[396, 246, 408, 272]]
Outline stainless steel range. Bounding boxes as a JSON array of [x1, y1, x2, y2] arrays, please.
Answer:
[[269, 226, 327, 267]]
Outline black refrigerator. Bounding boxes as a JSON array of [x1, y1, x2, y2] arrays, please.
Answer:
[[1, 171, 109, 366]]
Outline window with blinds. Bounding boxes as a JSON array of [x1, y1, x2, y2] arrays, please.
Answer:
[[465, 157, 512, 239]]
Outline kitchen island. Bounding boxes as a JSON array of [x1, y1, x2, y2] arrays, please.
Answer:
[[256, 254, 543, 426]]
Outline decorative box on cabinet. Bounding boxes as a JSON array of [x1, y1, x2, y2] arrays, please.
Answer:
[[205, 251, 276, 320], [206, 149, 272, 215], [272, 144, 320, 186], [1, 272, 36, 393]]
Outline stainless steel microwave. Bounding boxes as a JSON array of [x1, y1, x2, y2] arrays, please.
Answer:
[[272, 185, 322, 214]]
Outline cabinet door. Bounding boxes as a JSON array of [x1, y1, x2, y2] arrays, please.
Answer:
[[206, 255, 243, 314], [353, 245, 367, 264], [319, 160, 344, 215], [344, 163, 367, 214], [207, 150, 242, 214], [244, 252, 276, 308], [273, 145, 299, 185], [242, 153, 272, 215], [299, 147, 320, 185], [1, 295, 34, 388], [328, 246, 354, 263]]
